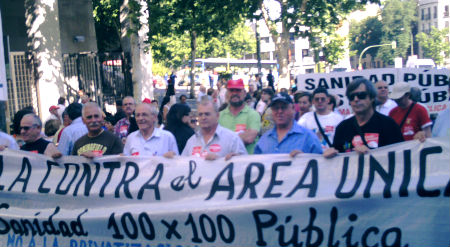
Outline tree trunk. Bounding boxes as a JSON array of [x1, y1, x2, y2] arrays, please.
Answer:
[[189, 31, 197, 98], [275, 20, 291, 90]]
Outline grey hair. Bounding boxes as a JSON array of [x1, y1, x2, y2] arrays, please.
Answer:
[[23, 113, 42, 127], [137, 103, 159, 116], [82, 102, 102, 117], [123, 96, 135, 104], [199, 98, 219, 113], [346, 77, 377, 99]]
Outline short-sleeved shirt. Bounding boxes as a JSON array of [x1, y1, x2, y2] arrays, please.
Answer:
[[298, 111, 344, 149], [254, 122, 323, 154], [389, 103, 432, 141], [123, 128, 179, 156], [182, 125, 247, 158], [21, 138, 50, 154], [219, 105, 261, 154], [432, 108, 450, 137], [333, 112, 403, 153], [58, 117, 88, 155], [72, 131, 123, 156], [114, 117, 130, 141], [376, 99, 397, 116], [0, 132, 19, 150]]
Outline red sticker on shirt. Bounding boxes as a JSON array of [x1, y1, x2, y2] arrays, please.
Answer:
[[352, 133, 379, 148], [192, 146, 202, 156], [235, 124, 247, 132], [209, 144, 221, 153], [120, 125, 128, 135], [132, 152, 140, 156], [31, 150, 38, 154]]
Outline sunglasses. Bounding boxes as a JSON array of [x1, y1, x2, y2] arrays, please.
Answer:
[[348, 92, 369, 101], [20, 124, 37, 131]]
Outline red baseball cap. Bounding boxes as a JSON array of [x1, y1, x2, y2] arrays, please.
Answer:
[[227, 79, 245, 89], [142, 98, 152, 104], [49, 105, 59, 111]]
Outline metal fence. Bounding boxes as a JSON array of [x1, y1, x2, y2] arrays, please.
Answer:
[[62, 52, 133, 106]]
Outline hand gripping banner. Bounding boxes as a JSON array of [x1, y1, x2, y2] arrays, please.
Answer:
[[0, 138, 448, 247]]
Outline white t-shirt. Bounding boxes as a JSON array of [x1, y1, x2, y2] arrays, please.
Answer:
[[298, 111, 344, 149], [376, 99, 397, 116]]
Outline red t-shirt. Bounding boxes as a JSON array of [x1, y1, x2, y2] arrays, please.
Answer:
[[389, 103, 431, 141]]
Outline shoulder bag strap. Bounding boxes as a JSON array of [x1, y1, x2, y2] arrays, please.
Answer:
[[399, 102, 416, 129], [314, 112, 333, 147], [353, 117, 374, 149]]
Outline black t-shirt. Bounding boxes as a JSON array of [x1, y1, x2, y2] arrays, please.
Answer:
[[72, 130, 123, 156], [21, 138, 50, 154], [333, 111, 404, 153]]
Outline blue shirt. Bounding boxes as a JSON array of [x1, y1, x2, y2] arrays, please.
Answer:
[[58, 117, 88, 155], [254, 121, 323, 154]]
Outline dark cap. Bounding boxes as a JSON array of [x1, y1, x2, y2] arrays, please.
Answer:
[[269, 92, 293, 106]]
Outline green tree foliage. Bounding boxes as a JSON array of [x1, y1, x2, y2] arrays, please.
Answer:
[[321, 33, 347, 67], [146, 0, 259, 97], [261, 0, 377, 85], [377, 0, 417, 63], [92, 0, 121, 51], [151, 22, 256, 69], [417, 27, 450, 66], [350, 16, 383, 59]]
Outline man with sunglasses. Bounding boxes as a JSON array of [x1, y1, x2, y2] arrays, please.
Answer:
[[324, 78, 403, 158], [298, 87, 343, 150], [375, 80, 397, 116], [254, 92, 322, 155], [219, 79, 261, 154], [20, 113, 62, 158]]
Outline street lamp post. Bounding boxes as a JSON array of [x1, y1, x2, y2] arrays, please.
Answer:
[[358, 41, 397, 70]]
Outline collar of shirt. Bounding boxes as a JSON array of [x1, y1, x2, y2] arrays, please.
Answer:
[[138, 127, 162, 141], [223, 105, 250, 116], [268, 121, 305, 142], [194, 125, 225, 145], [72, 117, 84, 125]]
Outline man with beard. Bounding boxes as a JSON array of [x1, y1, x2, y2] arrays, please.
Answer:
[[219, 79, 261, 154], [72, 103, 123, 157], [114, 96, 136, 143]]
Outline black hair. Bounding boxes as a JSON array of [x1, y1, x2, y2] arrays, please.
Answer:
[[66, 103, 83, 120], [312, 87, 329, 97], [12, 106, 34, 135], [295, 92, 312, 104], [164, 104, 191, 132]]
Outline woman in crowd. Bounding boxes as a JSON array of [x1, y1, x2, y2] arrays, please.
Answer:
[[164, 103, 195, 153]]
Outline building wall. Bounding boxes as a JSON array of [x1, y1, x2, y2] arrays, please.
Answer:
[[418, 0, 450, 60], [0, 0, 27, 51], [59, 0, 97, 53]]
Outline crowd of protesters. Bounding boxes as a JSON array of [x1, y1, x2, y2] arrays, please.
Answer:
[[1, 73, 449, 161]]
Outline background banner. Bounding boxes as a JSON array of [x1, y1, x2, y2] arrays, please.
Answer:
[[0, 138, 448, 247], [296, 68, 450, 116]]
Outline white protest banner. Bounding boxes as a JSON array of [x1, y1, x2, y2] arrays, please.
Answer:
[[0, 138, 448, 247], [296, 68, 450, 115]]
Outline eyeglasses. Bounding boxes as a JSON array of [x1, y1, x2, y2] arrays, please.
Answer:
[[20, 125, 37, 131], [348, 92, 369, 101], [313, 97, 327, 102], [271, 104, 289, 111]]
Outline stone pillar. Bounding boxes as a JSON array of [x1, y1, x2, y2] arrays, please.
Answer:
[[25, 0, 65, 122], [120, 0, 153, 101]]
